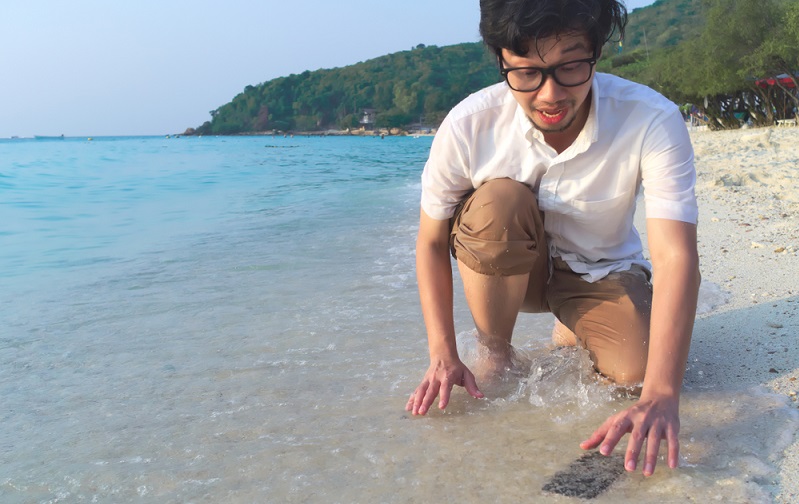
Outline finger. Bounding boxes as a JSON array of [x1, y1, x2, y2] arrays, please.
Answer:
[[406, 390, 420, 411], [580, 418, 612, 450], [643, 426, 663, 477], [462, 371, 484, 399], [418, 379, 440, 416], [623, 427, 646, 472], [438, 379, 453, 410], [599, 416, 633, 456], [666, 424, 680, 469], [410, 382, 429, 415], [579, 430, 605, 450]]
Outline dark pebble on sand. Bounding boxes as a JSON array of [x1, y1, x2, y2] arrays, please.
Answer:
[[542, 451, 625, 499]]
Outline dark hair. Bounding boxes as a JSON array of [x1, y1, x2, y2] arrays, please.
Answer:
[[479, 0, 627, 56]]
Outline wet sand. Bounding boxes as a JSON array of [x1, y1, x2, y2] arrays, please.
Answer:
[[681, 125, 799, 502], [418, 125, 799, 502]]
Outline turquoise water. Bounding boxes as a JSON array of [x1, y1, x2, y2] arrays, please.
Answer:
[[2, 136, 420, 288], [1, 135, 429, 501], [0, 136, 795, 503]]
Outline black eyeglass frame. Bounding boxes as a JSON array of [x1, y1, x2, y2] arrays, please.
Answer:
[[498, 51, 599, 92]]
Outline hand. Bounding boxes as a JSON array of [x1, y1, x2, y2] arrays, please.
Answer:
[[406, 357, 484, 415], [580, 394, 680, 476]]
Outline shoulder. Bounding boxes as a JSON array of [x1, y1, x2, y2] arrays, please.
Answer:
[[593, 73, 687, 144], [595, 73, 680, 118], [445, 82, 516, 125]]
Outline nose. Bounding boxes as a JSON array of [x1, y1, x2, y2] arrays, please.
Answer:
[[534, 74, 568, 103]]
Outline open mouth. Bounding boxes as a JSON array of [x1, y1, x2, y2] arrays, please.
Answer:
[[537, 108, 568, 125]]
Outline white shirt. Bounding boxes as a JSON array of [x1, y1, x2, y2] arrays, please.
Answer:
[[421, 73, 698, 282]]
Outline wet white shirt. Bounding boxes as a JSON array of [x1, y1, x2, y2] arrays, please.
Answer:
[[421, 73, 698, 282]]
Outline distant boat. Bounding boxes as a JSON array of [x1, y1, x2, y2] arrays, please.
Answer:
[[34, 134, 65, 140]]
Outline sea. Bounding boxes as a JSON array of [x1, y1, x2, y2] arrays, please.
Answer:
[[1, 135, 796, 503]]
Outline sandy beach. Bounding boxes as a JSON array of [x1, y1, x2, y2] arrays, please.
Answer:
[[684, 125, 799, 502]]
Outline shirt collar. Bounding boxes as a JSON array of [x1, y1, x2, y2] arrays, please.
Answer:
[[584, 75, 600, 143]]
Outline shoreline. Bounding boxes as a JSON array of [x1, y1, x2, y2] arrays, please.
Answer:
[[183, 127, 438, 138]]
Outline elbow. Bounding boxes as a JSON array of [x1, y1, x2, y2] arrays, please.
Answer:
[[416, 235, 451, 257]]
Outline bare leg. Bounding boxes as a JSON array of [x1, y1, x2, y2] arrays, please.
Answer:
[[449, 179, 548, 378], [458, 260, 529, 376]]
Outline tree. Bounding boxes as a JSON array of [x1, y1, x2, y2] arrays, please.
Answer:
[[187, 0, 722, 134], [742, 0, 799, 113], [640, 0, 790, 129], [254, 105, 270, 131], [393, 82, 417, 114]]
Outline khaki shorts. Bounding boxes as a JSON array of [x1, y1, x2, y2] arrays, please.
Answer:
[[449, 178, 651, 384]]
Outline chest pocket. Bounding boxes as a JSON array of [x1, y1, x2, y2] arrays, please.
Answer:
[[557, 192, 635, 254]]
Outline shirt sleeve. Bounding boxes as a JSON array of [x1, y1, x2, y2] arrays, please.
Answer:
[[640, 107, 699, 224], [420, 115, 474, 220]]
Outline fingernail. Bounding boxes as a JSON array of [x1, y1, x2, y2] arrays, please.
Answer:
[[600, 445, 609, 456], [626, 460, 635, 471], [644, 463, 653, 475]]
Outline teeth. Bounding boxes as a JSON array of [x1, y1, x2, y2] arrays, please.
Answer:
[[541, 110, 562, 117]]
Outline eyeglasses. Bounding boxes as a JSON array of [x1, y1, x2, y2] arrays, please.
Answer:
[[499, 54, 597, 92]]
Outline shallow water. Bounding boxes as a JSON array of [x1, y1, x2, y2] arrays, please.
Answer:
[[0, 136, 795, 502]]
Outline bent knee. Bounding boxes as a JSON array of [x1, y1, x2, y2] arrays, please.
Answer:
[[452, 179, 543, 276], [598, 361, 647, 387], [468, 179, 536, 225]]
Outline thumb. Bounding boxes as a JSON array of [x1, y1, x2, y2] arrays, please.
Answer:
[[462, 370, 484, 399]]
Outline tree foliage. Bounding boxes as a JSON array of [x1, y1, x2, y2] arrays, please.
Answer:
[[607, 0, 798, 129], [195, 43, 499, 135], [191, 0, 798, 134]]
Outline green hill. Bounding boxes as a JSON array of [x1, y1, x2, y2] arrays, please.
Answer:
[[623, 0, 704, 51], [194, 43, 499, 135], [190, 0, 798, 134]]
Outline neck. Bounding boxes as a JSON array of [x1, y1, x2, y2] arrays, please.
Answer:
[[542, 90, 592, 154]]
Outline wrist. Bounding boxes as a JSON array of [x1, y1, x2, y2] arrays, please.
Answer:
[[640, 361, 686, 399], [428, 341, 459, 363], [640, 381, 681, 402]]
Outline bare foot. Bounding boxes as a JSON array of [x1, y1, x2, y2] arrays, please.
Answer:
[[551, 319, 578, 347], [472, 345, 531, 383]]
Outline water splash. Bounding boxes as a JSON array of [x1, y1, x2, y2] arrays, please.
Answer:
[[457, 330, 617, 422], [697, 280, 731, 315]]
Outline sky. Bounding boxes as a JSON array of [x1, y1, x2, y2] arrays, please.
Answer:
[[1, 0, 655, 137]]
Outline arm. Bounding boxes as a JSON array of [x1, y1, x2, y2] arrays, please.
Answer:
[[406, 209, 483, 416], [581, 218, 700, 475]]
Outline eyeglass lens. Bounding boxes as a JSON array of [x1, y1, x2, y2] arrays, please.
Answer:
[[506, 60, 593, 92]]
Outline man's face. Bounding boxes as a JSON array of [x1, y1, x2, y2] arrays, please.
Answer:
[[501, 33, 595, 142]]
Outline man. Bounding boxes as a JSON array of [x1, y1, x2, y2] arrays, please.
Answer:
[[405, 0, 700, 478]]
